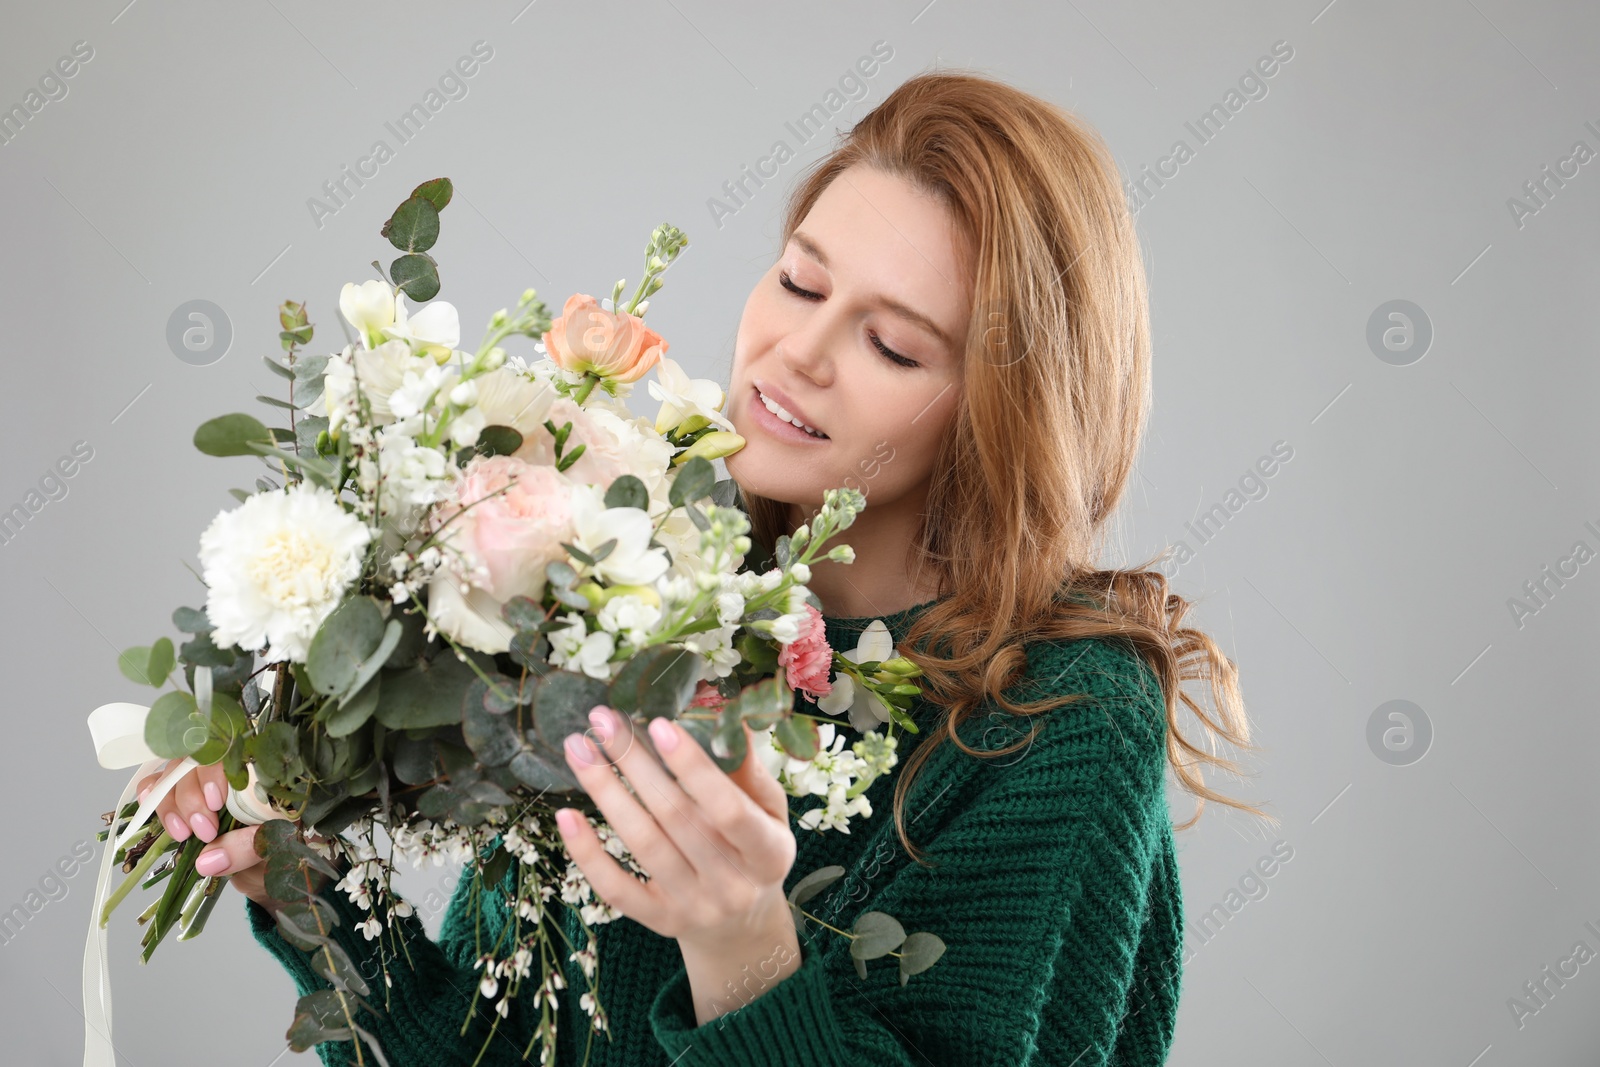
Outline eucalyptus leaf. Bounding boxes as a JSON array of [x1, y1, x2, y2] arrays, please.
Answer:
[[787, 865, 845, 907], [171, 606, 213, 635], [273, 899, 341, 953], [500, 596, 543, 633], [144, 691, 204, 760], [391, 733, 436, 785], [178, 630, 236, 668], [409, 177, 453, 211], [603, 475, 648, 510], [381, 195, 440, 253], [507, 746, 579, 793], [306, 597, 386, 696], [636, 647, 700, 721], [532, 670, 610, 755], [338, 619, 403, 708], [391, 253, 440, 302], [287, 990, 354, 1052], [307, 940, 371, 996], [324, 673, 381, 738], [849, 911, 906, 960], [383, 609, 429, 669], [248, 721, 303, 786], [462, 680, 523, 767], [667, 456, 715, 507], [194, 413, 273, 458], [118, 639, 175, 687], [897, 931, 947, 984], [374, 648, 488, 730], [775, 714, 820, 760], [474, 425, 523, 458]]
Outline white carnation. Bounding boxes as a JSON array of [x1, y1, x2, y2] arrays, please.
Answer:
[[198, 483, 371, 664]]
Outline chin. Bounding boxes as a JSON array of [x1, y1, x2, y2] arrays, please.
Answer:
[[724, 445, 828, 508]]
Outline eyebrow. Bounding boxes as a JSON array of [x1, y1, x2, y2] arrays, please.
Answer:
[[789, 230, 956, 350]]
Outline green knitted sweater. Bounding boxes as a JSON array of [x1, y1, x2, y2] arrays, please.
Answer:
[[248, 597, 1184, 1065]]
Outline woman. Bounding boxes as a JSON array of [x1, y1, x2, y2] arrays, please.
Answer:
[[146, 70, 1267, 1065]]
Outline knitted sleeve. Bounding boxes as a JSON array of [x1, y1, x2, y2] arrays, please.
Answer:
[[246, 861, 532, 1067], [646, 637, 1173, 1066]]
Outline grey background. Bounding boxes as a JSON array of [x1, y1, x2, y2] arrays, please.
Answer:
[[2, 1, 1596, 1064]]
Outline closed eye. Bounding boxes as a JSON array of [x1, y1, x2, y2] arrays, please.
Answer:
[[778, 271, 921, 369]]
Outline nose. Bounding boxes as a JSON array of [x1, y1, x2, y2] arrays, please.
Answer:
[[776, 308, 835, 389]]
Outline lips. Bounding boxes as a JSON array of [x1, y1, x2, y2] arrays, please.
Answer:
[[752, 380, 828, 439]]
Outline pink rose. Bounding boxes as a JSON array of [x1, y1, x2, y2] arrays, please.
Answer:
[[436, 455, 574, 602], [514, 397, 631, 490], [542, 293, 666, 384], [778, 604, 833, 699]]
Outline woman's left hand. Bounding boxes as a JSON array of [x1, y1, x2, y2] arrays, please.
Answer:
[[555, 704, 799, 952]]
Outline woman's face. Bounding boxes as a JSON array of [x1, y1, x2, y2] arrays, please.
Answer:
[[725, 165, 971, 516]]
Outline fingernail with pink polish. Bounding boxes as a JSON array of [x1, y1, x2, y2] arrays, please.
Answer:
[[203, 782, 223, 812], [649, 716, 679, 752], [189, 812, 217, 842], [163, 812, 191, 842], [195, 848, 229, 877]]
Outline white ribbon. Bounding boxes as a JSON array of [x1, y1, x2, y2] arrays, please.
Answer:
[[81, 685, 292, 1067]]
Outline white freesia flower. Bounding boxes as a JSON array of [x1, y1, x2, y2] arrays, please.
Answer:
[[596, 594, 663, 647], [817, 620, 895, 732], [339, 279, 399, 350], [388, 359, 456, 421], [647, 356, 735, 434], [566, 484, 669, 587], [548, 611, 616, 679], [750, 725, 788, 780], [383, 296, 461, 362], [323, 339, 441, 430], [198, 483, 372, 664]]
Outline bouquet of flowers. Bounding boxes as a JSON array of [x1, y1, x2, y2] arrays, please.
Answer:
[[82, 178, 940, 1067]]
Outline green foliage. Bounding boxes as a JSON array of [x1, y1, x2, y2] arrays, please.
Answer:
[[194, 413, 273, 457], [604, 474, 648, 510], [118, 638, 174, 687], [380, 178, 452, 301], [667, 456, 714, 507], [374, 647, 491, 730]]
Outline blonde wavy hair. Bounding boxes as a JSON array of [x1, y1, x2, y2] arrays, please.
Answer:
[[738, 69, 1275, 864]]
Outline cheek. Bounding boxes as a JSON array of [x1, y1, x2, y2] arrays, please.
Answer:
[[835, 406, 948, 498]]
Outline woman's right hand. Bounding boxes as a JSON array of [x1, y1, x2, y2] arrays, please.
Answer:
[[133, 759, 281, 909]]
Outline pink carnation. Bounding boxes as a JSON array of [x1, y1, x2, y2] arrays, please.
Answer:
[[778, 604, 833, 699], [688, 681, 727, 713]]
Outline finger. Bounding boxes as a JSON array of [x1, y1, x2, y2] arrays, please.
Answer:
[[194, 824, 262, 879], [587, 709, 703, 838], [553, 808, 652, 922], [563, 724, 696, 888], [136, 756, 184, 804], [588, 707, 751, 881], [645, 715, 777, 869], [728, 723, 791, 822], [197, 763, 228, 813], [174, 766, 217, 842], [153, 760, 194, 843]]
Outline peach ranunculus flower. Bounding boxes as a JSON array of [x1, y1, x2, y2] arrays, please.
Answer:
[[778, 604, 834, 700], [425, 455, 575, 653], [542, 293, 666, 384]]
